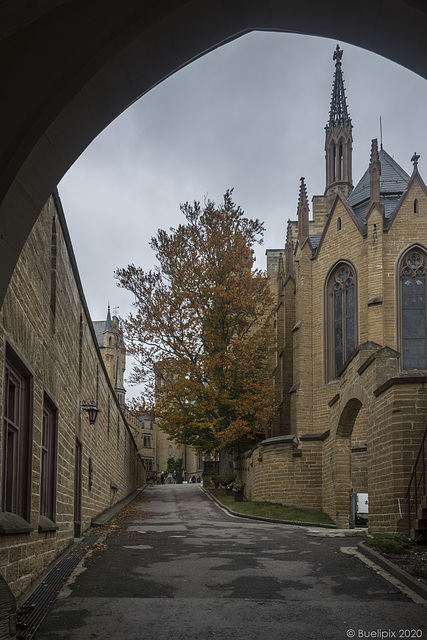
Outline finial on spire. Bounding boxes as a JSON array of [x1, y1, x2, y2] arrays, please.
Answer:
[[411, 152, 420, 168], [333, 44, 343, 65], [370, 138, 379, 164], [298, 177, 308, 207]]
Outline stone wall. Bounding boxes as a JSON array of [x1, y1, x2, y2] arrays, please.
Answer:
[[236, 435, 323, 511], [0, 192, 144, 600]]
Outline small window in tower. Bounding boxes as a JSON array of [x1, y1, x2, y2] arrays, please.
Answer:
[[337, 217, 342, 232], [109, 337, 112, 346], [414, 199, 419, 215], [333, 143, 337, 182], [339, 142, 344, 180]]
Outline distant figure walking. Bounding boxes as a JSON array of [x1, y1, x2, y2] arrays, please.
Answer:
[[160, 472, 165, 485], [172, 469, 177, 484]]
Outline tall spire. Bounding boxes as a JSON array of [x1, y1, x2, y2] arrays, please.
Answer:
[[324, 45, 353, 209], [327, 45, 351, 129]]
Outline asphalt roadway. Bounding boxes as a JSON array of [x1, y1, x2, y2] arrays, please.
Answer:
[[35, 484, 427, 640]]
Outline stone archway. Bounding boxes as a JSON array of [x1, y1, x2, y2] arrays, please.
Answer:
[[334, 396, 368, 527], [1, 1, 427, 307]]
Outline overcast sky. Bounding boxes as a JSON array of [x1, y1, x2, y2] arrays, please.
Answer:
[[57, 31, 427, 397]]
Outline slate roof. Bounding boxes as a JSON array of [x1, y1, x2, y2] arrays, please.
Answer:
[[347, 147, 410, 226], [92, 321, 105, 348], [309, 234, 322, 250], [93, 306, 118, 348]]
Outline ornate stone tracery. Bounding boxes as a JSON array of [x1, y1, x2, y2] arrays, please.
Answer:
[[401, 251, 426, 278], [333, 265, 353, 289]]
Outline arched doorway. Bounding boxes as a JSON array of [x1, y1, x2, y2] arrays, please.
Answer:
[[1, 1, 427, 306], [335, 397, 368, 528]]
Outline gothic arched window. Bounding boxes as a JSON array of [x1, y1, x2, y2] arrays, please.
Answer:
[[325, 262, 358, 380], [400, 249, 427, 370]]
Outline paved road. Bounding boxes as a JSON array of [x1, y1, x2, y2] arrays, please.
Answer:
[[35, 484, 427, 640]]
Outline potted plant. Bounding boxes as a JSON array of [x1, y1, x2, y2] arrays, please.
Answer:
[[232, 480, 245, 502]]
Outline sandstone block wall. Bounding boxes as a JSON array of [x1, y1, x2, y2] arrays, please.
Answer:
[[0, 193, 144, 599], [237, 435, 323, 510]]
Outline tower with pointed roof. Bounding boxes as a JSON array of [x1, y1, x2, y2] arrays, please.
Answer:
[[93, 305, 126, 407], [324, 44, 353, 210]]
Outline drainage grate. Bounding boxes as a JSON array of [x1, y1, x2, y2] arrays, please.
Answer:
[[16, 530, 100, 639]]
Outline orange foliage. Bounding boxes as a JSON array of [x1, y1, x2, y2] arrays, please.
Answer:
[[116, 190, 275, 454]]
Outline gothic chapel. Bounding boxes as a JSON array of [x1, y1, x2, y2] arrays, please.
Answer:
[[243, 45, 427, 534]]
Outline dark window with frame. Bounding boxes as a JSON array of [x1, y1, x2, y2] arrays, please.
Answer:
[[2, 346, 32, 520], [400, 250, 427, 370], [40, 395, 58, 521], [325, 263, 358, 381], [143, 435, 151, 448]]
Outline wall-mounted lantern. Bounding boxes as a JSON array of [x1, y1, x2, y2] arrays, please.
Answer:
[[80, 400, 101, 425]]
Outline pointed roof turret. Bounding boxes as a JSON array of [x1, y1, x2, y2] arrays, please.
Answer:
[[297, 177, 310, 244], [104, 304, 113, 333], [285, 220, 295, 278], [369, 138, 381, 207], [327, 44, 352, 130]]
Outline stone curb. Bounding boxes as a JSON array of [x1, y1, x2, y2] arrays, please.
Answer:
[[91, 485, 147, 526], [358, 542, 427, 601], [200, 486, 340, 530]]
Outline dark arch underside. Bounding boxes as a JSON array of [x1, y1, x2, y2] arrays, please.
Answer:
[[1, 0, 427, 306]]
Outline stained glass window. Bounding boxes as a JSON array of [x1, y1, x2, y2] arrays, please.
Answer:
[[331, 265, 356, 377], [401, 251, 427, 370]]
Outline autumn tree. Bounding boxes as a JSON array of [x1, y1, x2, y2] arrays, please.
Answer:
[[115, 190, 275, 466]]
